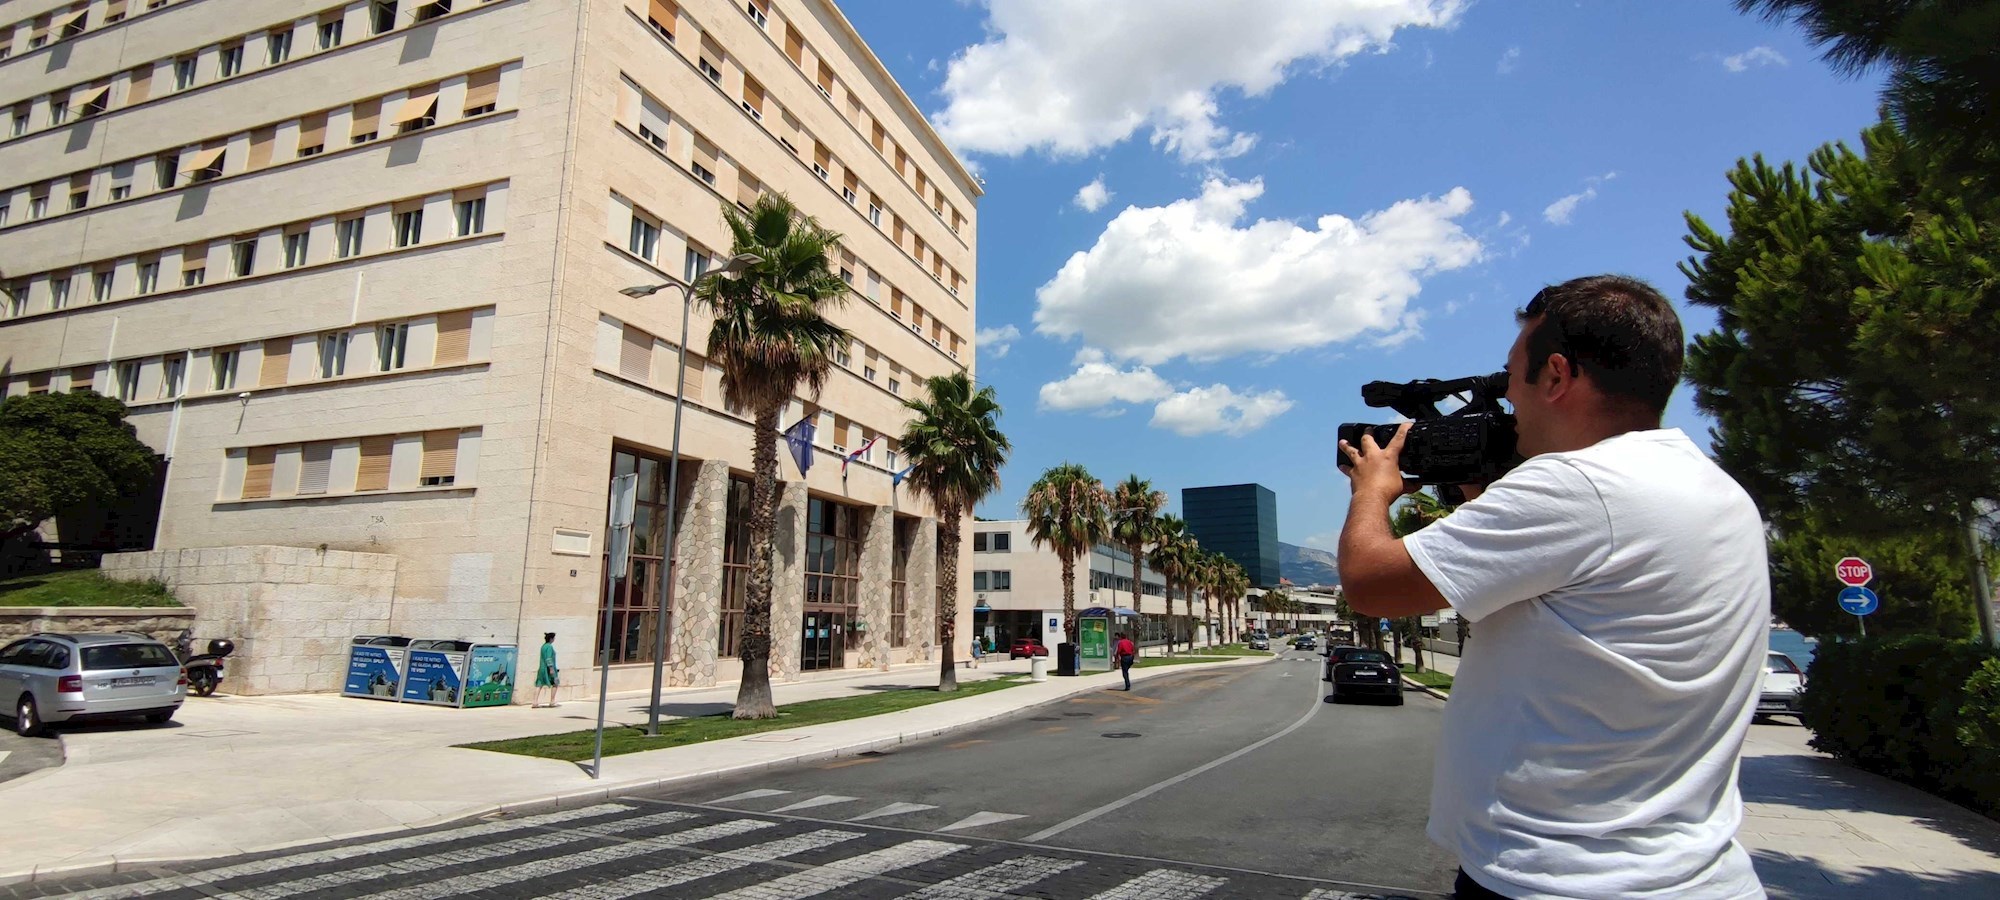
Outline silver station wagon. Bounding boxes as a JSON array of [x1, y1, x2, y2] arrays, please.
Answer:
[[0, 633, 187, 736]]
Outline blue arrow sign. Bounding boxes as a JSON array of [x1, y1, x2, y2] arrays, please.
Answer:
[[1379, 619, 1392, 633], [1838, 586, 1879, 617]]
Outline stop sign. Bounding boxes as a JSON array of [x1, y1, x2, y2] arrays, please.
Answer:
[[1835, 557, 1873, 587]]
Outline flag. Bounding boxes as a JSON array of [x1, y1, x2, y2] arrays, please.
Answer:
[[892, 464, 916, 487], [841, 436, 881, 476], [783, 415, 816, 476]]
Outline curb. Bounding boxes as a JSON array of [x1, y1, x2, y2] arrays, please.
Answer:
[[0, 655, 1268, 885], [1399, 673, 1450, 702]]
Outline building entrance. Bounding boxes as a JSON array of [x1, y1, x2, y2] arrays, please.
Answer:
[[802, 608, 849, 672]]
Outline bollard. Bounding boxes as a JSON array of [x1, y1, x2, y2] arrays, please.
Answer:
[[1029, 656, 1049, 682]]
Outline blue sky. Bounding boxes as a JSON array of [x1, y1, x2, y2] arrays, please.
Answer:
[[840, 0, 1884, 551]]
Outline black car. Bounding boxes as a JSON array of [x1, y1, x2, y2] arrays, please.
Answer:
[[1293, 635, 1317, 652], [1327, 648, 1403, 705], [1321, 645, 1368, 681]]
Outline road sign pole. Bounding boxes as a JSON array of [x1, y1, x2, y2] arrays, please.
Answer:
[[592, 474, 639, 780]]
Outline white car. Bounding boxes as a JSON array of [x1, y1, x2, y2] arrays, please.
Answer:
[[1758, 651, 1806, 719]]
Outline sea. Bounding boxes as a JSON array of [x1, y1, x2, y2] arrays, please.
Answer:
[[1770, 629, 1818, 667]]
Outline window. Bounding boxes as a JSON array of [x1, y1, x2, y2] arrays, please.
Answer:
[[812, 162, 828, 180], [110, 184, 131, 201], [394, 208, 423, 247], [259, 337, 291, 386], [691, 161, 715, 186], [337, 216, 364, 258], [267, 31, 292, 65], [463, 67, 500, 116], [318, 19, 343, 50], [698, 57, 721, 83], [182, 266, 204, 287], [863, 365, 876, 381], [842, 187, 856, 205], [838, 267, 853, 285], [646, 0, 675, 40], [868, 202, 882, 227], [744, 2, 767, 29], [434, 310, 473, 364], [77, 87, 109, 118], [377, 322, 409, 371], [627, 214, 660, 260], [284, 230, 309, 267], [5, 283, 24, 318], [356, 435, 392, 491], [242, 446, 275, 499], [117, 362, 141, 402], [372, 1, 398, 35], [297, 112, 327, 157], [31, 195, 48, 218], [455, 196, 485, 236], [231, 239, 256, 277], [60, 10, 88, 39], [50, 96, 68, 125], [0, 206, 7, 226], [218, 43, 244, 78], [888, 378, 901, 396], [174, 56, 197, 91], [211, 348, 239, 390], [156, 153, 178, 189], [351, 98, 381, 144], [136, 260, 159, 294], [298, 442, 334, 495], [393, 87, 438, 133], [684, 247, 711, 283], [11, 112, 27, 136], [69, 190, 87, 210], [415, 1, 451, 22], [834, 344, 850, 367], [49, 277, 70, 310], [317, 331, 349, 377], [972, 571, 1012, 592], [187, 146, 225, 182], [92, 271, 112, 302], [420, 430, 457, 485], [160, 355, 185, 398]]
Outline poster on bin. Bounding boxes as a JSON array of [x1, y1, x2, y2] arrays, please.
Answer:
[[343, 646, 404, 701], [402, 650, 465, 707], [462, 645, 518, 708]]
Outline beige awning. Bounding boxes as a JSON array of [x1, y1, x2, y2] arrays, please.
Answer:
[[69, 84, 110, 110], [389, 93, 437, 126], [54, 9, 87, 32], [178, 146, 225, 175], [105, 0, 129, 18]]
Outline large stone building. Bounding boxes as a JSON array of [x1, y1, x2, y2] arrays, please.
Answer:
[[0, 0, 979, 696]]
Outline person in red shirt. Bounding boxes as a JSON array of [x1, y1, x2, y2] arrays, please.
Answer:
[[1114, 633, 1137, 691]]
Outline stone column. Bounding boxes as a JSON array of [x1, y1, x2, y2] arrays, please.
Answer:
[[667, 459, 728, 687], [856, 505, 895, 670], [769, 481, 809, 682], [907, 517, 939, 665]]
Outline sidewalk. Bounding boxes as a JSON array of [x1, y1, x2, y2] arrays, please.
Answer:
[[0, 653, 1263, 885], [1395, 645, 2000, 897]]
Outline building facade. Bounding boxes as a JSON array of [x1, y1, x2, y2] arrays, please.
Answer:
[[0, 0, 979, 696], [1182, 483, 1280, 588], [967, 519, 1214, 651]]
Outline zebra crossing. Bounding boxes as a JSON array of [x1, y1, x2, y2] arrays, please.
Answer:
[[24, 801, 1444, 900]]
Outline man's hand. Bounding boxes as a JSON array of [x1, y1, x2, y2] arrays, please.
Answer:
[[1338, 423, 1417, 503]]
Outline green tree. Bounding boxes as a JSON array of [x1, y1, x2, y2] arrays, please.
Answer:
[[900, 371, 1011, 692], [1147, 515, 1191, 651], [1770, 512, 1977, 640], [1110, 475, 1165, 632], [697, 192, 852, 719], [0, 392, 159, 550], [1681, 118, 2000, 644], [1389, 489, 1454, 669], [1022, 464, 1108, 643]]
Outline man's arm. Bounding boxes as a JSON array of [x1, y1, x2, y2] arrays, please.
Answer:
[[1338, 488, 1449, 619]]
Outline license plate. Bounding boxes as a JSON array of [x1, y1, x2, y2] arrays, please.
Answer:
[[110, 676, 156, 688], [1352, 672, 1376, 679]]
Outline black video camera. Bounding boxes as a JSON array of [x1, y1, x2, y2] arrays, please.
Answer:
[[1337, 372, 1519, 490]]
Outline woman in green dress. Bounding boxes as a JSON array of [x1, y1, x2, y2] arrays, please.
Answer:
[[532, 632, 559, 707]]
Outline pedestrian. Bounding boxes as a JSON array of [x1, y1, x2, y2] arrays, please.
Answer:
[[1114, 631, 1137, 691], [1336, 276, 1769, 899], [532, 632, 559, 708], [969, 637, 983, 669]]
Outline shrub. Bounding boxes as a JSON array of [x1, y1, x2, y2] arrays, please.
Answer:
[[1800, 635, 2000, 815]]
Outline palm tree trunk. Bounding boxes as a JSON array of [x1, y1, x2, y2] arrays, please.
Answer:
[[1060, 551, 1077, 643], [1188, 590, 1198, 650], [936, 504, 962, 692], [1129, 543, 1143, 646], [732, 402, 784, 719]]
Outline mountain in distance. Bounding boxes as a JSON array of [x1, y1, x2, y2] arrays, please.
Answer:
[[1279, 541, 1339, 587]]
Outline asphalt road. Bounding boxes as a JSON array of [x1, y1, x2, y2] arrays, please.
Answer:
[[19, 648, 1459, 899], [0, 725, 64, 785]]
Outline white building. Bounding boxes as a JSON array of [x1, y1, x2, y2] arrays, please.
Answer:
[[966, 519, 1218, 651]]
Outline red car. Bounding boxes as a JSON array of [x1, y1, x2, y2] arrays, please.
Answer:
[[1009, 639, 1049, 659]]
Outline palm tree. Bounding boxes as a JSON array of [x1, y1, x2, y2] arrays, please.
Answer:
[[1222, 562, 1249, 644], [1022, 464, 1109, 643], [1110, 476, 1165, 630], [1147, 515, 1189, 652], [900, 371, 1010, 692], [698, 192, 852, 720], [1390, 489, 1455, 671], [1192, 551, 1220, 648]]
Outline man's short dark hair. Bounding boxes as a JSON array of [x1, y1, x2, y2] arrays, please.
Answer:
[[1515, 275, 1684, 417]]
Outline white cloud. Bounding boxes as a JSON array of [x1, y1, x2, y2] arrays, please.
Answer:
[[1496, 46, 1520, 74], [1541, 171, 1617, 226], [1073, 176, 1112, 212], [934, 0, 1468, 163], [1722, 46, 1788, 73], [975, 324, 1022, 358], [1034, 177, 1483, 365], [1151, 384, 1294, 436], [1037, 348, 1172, 411]]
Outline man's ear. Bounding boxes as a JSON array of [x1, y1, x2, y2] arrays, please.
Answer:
[[1543, 352, 1578, 401]]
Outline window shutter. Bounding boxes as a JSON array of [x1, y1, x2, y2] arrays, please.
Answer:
[[69, 171, 90, 194], [350, 97, 381, 138], [681, 352, 705, 401], [736, 171, 760, 210], [70, 365, 94, 391], [420, 430, 458, 480], [784, 26, 803, 66], [433, 310, 473, 364], [355, 435, 393, 491], [297, 442, 334, 494], [646, 0, 676, 36], [105, 0, 128, 19], [834, 417, 850, 448], [890, 292, 904, 316], [27, 372, 50, 394], [638, 96, 671, 139], [183, 242, 208, 273], [127, 66, 152, 104], [620, 325, 652, 380], [693, 138, 719, 177], [247, 126, 276, 169], [242, 446, 276, 499], [298, 112, 327, 148], [259, 337, 291, 386], [463, 67, 500, 113]]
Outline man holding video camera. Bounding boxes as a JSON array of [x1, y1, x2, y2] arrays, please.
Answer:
[[1338, 275, 1769, 900]]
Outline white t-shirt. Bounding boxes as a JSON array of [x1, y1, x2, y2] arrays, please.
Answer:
[[1403, 429, 1769, 900]]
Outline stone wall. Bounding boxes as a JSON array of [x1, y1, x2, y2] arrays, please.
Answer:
[[102, 545, 399, 695], [0, 607, 198, 645]]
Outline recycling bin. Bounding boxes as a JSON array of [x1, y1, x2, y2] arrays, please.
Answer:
[[342, 635, 412, 701]]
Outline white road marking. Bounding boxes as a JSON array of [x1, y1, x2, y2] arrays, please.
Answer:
[[1083, 869, 1228, 899], [1301, 889, 1390, 899], [714, 788, 792, 804], [772, 794, 859, 813], [0, 750, 11, 765], [1022, 669, 1323, 842], [68, 804, 636, 899], [934, 811, 1027, 833], [539, 828, 865, 900], [847, 801, 936, 822], [357, 817, 774, 900], [892, 855, 1085, 899], [209, 810, 704, 899], [704, 839, 966, 900]]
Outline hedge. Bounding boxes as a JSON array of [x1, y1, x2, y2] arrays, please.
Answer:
[[1799, 635, 2000, 816]]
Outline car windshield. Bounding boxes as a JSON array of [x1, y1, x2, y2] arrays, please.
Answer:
[[1767, 653, 1801, 674], [1345, 650, 1392, 664], [82, 642, 178, 670]]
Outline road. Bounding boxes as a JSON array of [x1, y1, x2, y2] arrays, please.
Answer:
[[0, 726, 63, 785], [18, 647, 1459, 899]]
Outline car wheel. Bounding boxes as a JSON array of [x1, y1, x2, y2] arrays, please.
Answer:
[[144, 710, 175, 725], [15, 694, 43, 737]]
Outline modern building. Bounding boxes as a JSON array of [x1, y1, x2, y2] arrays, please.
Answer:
[[1182, 483, 1280, 588], [966, 519, 1214, 651], [0, 0, 979, 697]]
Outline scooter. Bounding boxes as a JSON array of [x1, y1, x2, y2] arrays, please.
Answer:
[[174, 630, 236, 698]]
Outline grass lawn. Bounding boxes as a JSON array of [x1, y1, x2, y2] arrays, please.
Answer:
[[1173, 644, 1274, 658], [0, 570, 181, 608], [1135, 654, 1259, 668], [461, 675, 1032, 761], [1401, 666, 1454, 691]]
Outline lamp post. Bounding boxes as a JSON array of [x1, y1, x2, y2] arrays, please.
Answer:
[[621, 252, 760, 737]]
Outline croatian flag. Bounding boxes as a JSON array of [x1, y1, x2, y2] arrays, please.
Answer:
[[892, 464, 916, 487], [841, 436, 881, 476], [783, 415, 816, 475]]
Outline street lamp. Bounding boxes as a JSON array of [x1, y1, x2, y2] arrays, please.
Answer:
[[623, 252, 760, 736]]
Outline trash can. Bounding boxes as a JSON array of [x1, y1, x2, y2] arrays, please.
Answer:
[[403, 639, 473, 707], [1056, 642, 1078, 677], [1029, 655, 1049, 682], [343, 635, 411, 701], [461, 644, 520, 707]]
